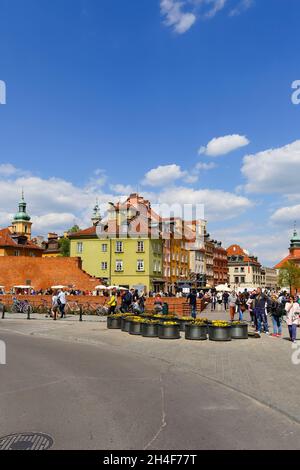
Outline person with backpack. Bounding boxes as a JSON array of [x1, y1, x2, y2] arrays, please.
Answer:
[[187, 289, 197, 319], [107, 289, 117, 315], [285, 295, 300, 343], [222, 291, 229, 310], [269, 295, 284, 337], [121, 289, 133, 313]]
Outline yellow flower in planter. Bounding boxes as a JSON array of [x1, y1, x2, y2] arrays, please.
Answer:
[[161, 321, 180, 326], [180, 316, 194, 321], [212, 320, 231, 327]]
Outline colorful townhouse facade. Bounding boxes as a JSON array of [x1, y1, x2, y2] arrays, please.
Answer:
[[69, 195, 164, 293]]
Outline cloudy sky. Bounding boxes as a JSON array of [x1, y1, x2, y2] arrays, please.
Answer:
[[0, 0, 300, 266]]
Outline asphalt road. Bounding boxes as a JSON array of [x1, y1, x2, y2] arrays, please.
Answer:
[[1, 329, 300, 450]]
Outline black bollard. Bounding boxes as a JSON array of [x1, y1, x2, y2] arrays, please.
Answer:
[[1, 310, 4, 319], [27, 307, 31, 320], [79, 306, 83, 322]]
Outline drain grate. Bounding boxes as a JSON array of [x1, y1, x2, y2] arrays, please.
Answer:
[[0, 432, 53, 450]]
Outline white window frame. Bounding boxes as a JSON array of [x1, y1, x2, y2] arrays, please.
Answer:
[[101, 261, 108, 270], [137, 241, 144, 253], [77, 242, 83, 254], [116, 241, 123, 253], [137, 259, 145, 272], [102, 244, 108, 252], [115, 260, 123, 272]]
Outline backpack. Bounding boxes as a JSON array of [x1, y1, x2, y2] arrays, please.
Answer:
[[57, 297, 62, 306]]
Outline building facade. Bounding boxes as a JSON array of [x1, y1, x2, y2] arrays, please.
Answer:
[[227, 244, 262, 288], [69, 194, 164, 293]]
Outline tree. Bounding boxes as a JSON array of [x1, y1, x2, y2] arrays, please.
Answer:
[[58, 225, 80, 257], [278, 261, 300, 292], [59, 237, 70, 257]]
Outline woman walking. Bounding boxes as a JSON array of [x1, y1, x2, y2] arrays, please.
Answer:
[[228, 291, 237, 321], [285, 295, 300, 343], [270, 295, 283, 337]]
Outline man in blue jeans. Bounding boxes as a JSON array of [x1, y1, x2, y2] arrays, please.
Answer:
[[253, 287, 271, 336], [187, 289, 197, 319]]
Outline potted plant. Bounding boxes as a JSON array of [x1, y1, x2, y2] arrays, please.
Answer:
[[107, 313, 122, 329], [208, 321, 232, 342], [129, 317, 144, 335], [158, 321, 181, 339], [121, 314, 135, 332], [231, 321, 248, 339], [141, 320, 160, 338], [185, 320, 208, 340], [152, 314, 177, 323], [178, 316, 194, 332]]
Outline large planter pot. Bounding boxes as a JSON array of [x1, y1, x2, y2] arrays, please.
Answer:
[[158, 323, 180, 340], [179, 318, 194, 332], [107, 316, 121, 329], [208, 325, 232, 342], [121, 317, 132, 332], [129, 321, 142, 335], [231, 323, 248, 339], [185, 323, 207, 341], [141, 323, 159, 338]]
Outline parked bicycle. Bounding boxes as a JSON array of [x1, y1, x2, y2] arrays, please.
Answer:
[[11, 298, 33, 315]]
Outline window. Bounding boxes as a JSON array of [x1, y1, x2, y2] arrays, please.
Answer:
[[115, 260, 123, 272], [116, 241, 123, 253], [235, 277, 239, 284], [234, 267, 239, 272], [153, 261, 157, 272], [157, 261, 161, 273], [101, 262, 108, 270], [137, 241, 144, 252], [241, 277, 245, 283], [77, 242, 83, 254], [137, 259, 144, 272], [102, 244, 107, 252], [241, 267, 245, 273]]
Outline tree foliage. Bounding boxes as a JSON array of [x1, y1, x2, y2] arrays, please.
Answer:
[[278, 261, 300, 291]]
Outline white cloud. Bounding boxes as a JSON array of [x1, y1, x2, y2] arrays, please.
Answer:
[[110, 184, 134, 194], [156, 186, 253, 220], [199, 134, 250, 157], [160, 0, 196, 34], [229, 0, 253, 17], [195, 162, 217, 170], [142, 164, 186, 187], [241, 140, 300, 194], [270, 204, 300, 225], [160, 1, 253, 34]]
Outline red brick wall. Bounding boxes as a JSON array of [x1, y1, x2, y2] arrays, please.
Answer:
[[0, 294, 206, 316], [0, 256, 100, 291]]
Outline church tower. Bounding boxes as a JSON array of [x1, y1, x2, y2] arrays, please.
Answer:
[[91, 200, 102, 226], [11, 191, 32, 239]]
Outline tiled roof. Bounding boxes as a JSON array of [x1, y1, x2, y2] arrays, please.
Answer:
[[0, 228, 43, 250], [68, 226, 97, 238]]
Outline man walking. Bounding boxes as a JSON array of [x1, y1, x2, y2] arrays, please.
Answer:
[[253, 287, 270, 336], [58, 289, 67, 319], [223, 291, 229, 311], [187, 289, 197, 319]]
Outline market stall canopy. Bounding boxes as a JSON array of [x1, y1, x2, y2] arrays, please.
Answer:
[[107, 285, 119, 289], [216, 284, 231, 292], [119, 287, 129, 290], [95, 285, 108, 290], [14, 285, 34, 289], [51, 285, 68, 289]]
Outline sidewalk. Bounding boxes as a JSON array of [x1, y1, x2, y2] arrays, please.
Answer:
[[1, 304, 300, 426]]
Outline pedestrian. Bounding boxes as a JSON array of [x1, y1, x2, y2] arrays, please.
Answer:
[[187, 289, 197, 319], [153, 293, 163, 313], [0, 299, 5, 318], [138, 292, 145, 313], [57, 289, 66, 319], [211, 291, 217, 311], [51, 292, 59, 320], [216, 292, 223, 310], [222, 291, 229, 310], [253, 287, 270, 336], [228, 291, 237, 321], [270, 295, 284, 338], [121, 289, 133, 313], [247, 296, 255, 326], [107, 289, 117, 315], [285, 295, 300, 343]]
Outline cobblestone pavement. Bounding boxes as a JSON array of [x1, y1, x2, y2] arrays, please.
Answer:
[[1, 304, 300, 427]]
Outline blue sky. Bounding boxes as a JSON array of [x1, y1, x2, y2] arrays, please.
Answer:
[[0, 0, 300, 265]]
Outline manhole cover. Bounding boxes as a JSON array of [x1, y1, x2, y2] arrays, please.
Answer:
[[0, 432, 53, 450]]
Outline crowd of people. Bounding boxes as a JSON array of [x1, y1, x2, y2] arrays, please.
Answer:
[[205, 288, 300, 342]]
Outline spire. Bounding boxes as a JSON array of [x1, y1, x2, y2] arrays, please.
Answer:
[[13, 190, 31, 222], [91, 199, 102, 226]]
